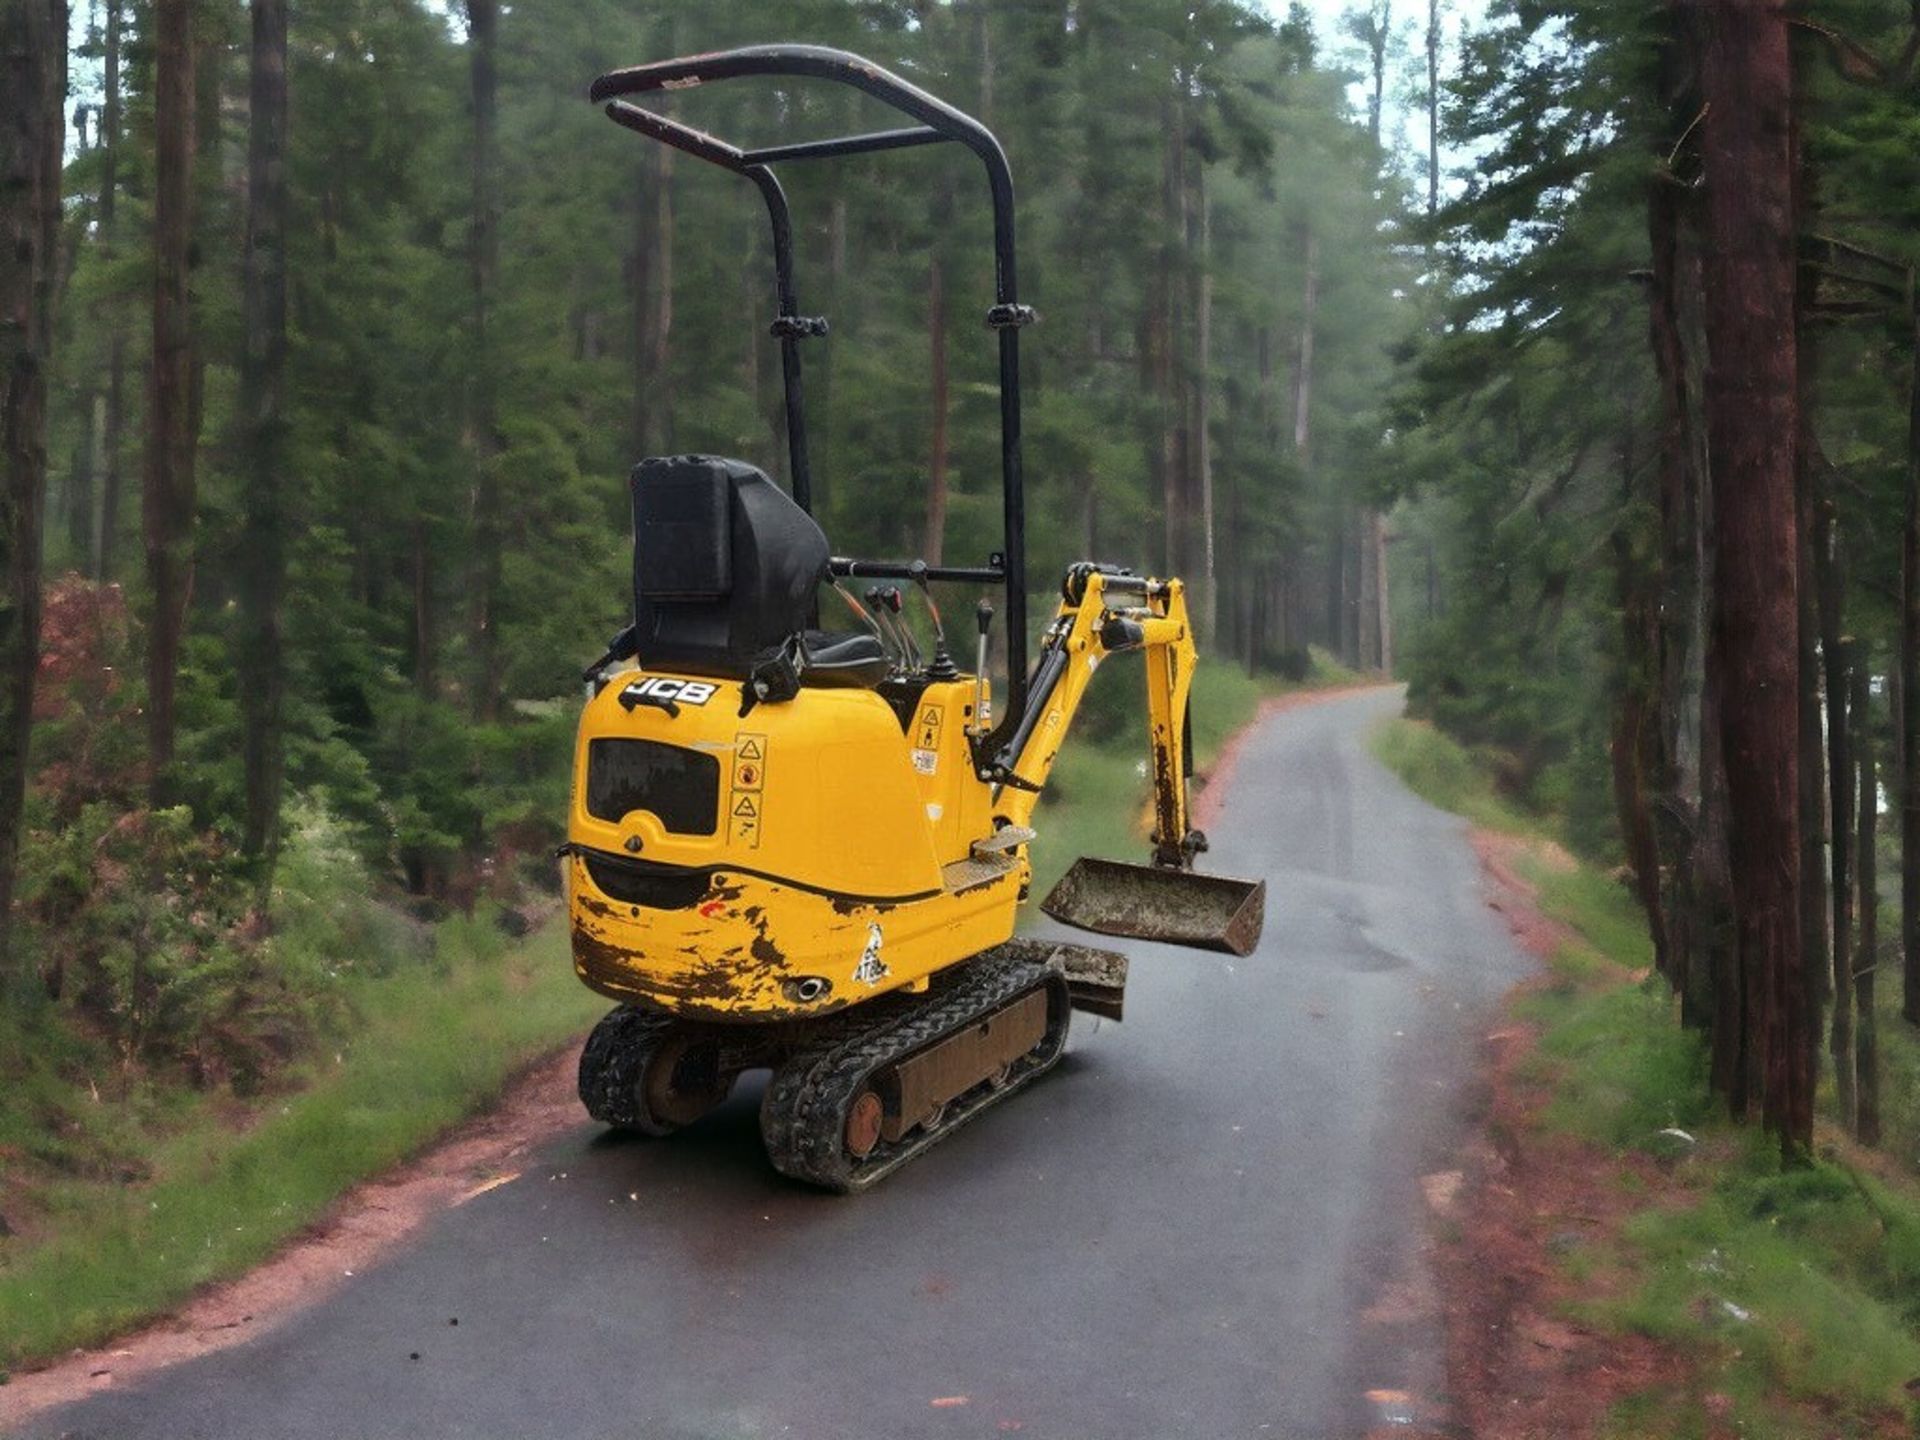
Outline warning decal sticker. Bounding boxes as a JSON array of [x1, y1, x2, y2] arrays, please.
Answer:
[[914, 704, 943, 754], [853, 923, 889, 987], [729, 733, 767, 848]]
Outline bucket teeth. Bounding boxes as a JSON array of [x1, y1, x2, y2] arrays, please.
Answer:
[[1040, 857, 1266, 957]]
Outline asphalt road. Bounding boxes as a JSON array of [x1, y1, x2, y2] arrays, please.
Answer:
[[20, 687, 1530, 1440]]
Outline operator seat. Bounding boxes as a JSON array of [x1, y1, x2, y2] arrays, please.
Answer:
[[630, 454, 888, 689]]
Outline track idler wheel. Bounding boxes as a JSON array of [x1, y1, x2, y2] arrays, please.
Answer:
[[579, 1005, 735, 1136], [844, 1090, 884, 1160]]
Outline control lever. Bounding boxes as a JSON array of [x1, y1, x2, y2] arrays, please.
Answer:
[[876, 585, 922, 670], [971, 599, 994, 734], [863, 585, 912, 669], [908, 560, 958, 680], [831, 579, 890, 651]]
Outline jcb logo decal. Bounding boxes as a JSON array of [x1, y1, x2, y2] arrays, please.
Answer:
[[622, 676, 718, 706]]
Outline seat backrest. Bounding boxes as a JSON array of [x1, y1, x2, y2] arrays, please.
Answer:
[[631, 455, 829, 678]]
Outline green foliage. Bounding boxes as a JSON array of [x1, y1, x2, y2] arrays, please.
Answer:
[[19, 801, 321, 1090], [1594, 1159, 1920, 1422], [1527, 972, 1710, 1145], [1368, 715, 1535, 834], [1387, 0, 1665, 856], [19, 583, 349, 1088]]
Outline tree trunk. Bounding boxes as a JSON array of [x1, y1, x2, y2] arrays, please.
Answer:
[[144, 0, 197, 791], [1828, 622, 1856, 1130], [1649, 33, 1717, 1025], [1358, 513, 1378, 670], [1702, 659, 1747, 1107], [66, 398, 92, 560], [1365, 2, 1389, 148], [1292, 228, 1328, 653], [1613, 405, 1668, 976], [628, 146, 651, 461], [1190, 170, 1221, 637], [1892, 630, 1906, 831], [739, 189, 769, 475], [1363, 510, 1390, 671], [0, 0, 65, 965], [1151, 89, 1189, 581], [923, 253, 949, 564], [99, 341, 124, 576], [1795, 463, 1828, 1098], [412, 518, 434, 698], [1292, 229, 1318, 461], [1194, 171, 1216, 638], [1814, 474, 1854, 1127], [1906, 296, 1920, 1026], [96, 0, 124, 580], [1853, 651, 1880, 1145], [187, 12, 223, 462], [642, 137, 675, 457], [974, 0, 994, 124], [237, 0, 290, 867], [1426, 0, 1440, 221], [624, 118, 680, 460], [1378, 515, 1393, 671], [1355, 6, 1389, 669], [1648, 173, 1692, 995], [1696, 0, 1809, 1155], [465, 0, 503, 722]]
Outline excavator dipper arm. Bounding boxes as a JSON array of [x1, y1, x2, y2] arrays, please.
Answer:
[[988, 566, 1199, 866]]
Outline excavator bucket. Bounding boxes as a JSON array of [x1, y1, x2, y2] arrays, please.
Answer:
[[1041, 858, 1266, 957]]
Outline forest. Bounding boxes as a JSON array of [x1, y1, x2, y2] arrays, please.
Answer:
[[1, 0, 1918, 1241]]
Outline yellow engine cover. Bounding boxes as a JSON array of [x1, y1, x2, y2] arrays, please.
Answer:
[[566, 667, 1023, 1022]]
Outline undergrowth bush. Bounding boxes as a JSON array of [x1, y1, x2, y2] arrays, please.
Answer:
[[14, 578, 569, 1099]]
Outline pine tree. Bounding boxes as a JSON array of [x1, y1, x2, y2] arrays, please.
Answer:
[[236, 0, 291, 867], [144, 0, 197, 792], [0, 0, 66, 964]]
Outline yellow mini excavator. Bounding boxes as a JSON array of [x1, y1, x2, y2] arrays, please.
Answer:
[[568, 46, 1266, 1191]]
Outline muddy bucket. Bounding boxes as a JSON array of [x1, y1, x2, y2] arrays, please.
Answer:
[[1040, 858, 1266, 957]]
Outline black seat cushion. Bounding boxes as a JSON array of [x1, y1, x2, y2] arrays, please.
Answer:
[[801, 630, 890, 690]]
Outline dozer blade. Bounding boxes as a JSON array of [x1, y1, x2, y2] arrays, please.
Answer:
[[996, 937, 1131, 1021], [1041, 857, 1266, 957]]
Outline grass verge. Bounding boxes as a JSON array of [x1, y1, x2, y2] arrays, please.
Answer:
[[0, 917, 601, 1372], [1372, 715, 1920, 1438]]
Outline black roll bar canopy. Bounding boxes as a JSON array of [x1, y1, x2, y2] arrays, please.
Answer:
[[588, 44, 1036, 717]]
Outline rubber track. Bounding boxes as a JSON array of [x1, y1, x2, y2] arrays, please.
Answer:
[[578, 1005, 680, 1132], [759, 952, 1071, 1192]]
